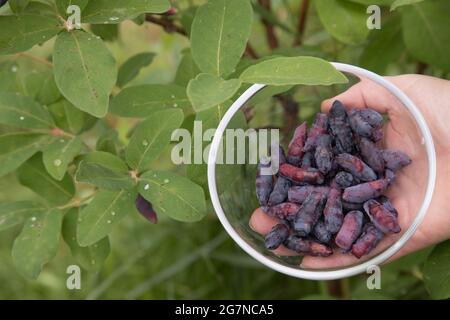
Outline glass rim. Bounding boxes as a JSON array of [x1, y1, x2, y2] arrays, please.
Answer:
[[207, 62, 437, 280]]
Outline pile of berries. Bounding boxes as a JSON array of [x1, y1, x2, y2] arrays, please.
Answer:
[[255, 101, 411, 259]]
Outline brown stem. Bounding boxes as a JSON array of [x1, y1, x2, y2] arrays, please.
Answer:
[[326, 280, 344, 298], [258, 0, 279, 49], [245, 43, 259, 59], [293, 0, 310, 46], [145, 14, 187, 36], [416, 62, 428, 74], [276, 95, 299, 143]]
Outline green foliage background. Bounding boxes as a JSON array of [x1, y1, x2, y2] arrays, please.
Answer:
[[0, 0, 449, 299]]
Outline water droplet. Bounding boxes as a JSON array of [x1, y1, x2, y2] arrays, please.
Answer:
[[171, 94, 176, 99], [164, 179, 170, 183], [19, 116, 25, 121], [78, 218, 82, 222], [54, 159, 62, 167], [88, 37, 91, 41], [31, 217, 37, 222], [107, 220, 112, 224], [111, 211, 116, 216], [173, 103, 178, 108], [91, 260, 96, 265], [109, 16, 119, 21], [11, 65, 18, 73], [93, 244, 98, 248], [60, 139, 65, 143], [142, 139, 149, 147], [30, 224, 35, 228], [144, 184, 150, 190]]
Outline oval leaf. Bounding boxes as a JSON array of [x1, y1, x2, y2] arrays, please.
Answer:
[[125, 109, 184, 172], [12, 209, 63, 279], [0, 201, 47, 232], [240, 56, 348, 86], [110, 84, 190, 118], [117, 52, 156, 88], [47, 99, 96, 135], [76, 161, 135, 191], [138, 170, 207, 222], [54, 30, 117, 118], [76, 151, 129, 173], [190, 0, 253, 77], [77, 190, 137, 246], [43, 137, 83, 181], [187, 73, 241, 112], [83, 0, 171, 24]]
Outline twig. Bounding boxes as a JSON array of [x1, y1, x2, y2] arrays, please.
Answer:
[[416, 62, 428, 74], [245, 43, 259, 59], [293, 0, 310, 46], [258, 0, 279, 49], [145, 14, 187, 36]]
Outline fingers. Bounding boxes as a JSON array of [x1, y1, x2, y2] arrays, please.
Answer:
[[321, 77, 405, 114], [249, 208, 299, 256]]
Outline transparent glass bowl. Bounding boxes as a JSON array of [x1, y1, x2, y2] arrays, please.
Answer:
[[207, 63, 436, 280]]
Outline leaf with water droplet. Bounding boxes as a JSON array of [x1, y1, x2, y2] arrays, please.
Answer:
[[47, 99, 96, 135], [75, 151, 129, 173], [62, 208, 110, 271], [75, 161, 135, 191], [12, 208, 63, 279], [117, 52, 156, 88], [138, 170, 206, 222], [43, 136, 83, 181], [0, 201, 47, 232], [126, 109, 184, 173], [77, 190, 138, 246], [0, 92, 54, 129], [24, 70, 61, 105]]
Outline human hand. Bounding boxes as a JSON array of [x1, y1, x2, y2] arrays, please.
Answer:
[[250, 74, 450, 268]]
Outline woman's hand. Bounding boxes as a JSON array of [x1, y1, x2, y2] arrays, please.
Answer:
[[250, 74, 450, 268]]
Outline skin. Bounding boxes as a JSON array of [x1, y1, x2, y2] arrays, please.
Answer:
[[249, 75, 450, 268]]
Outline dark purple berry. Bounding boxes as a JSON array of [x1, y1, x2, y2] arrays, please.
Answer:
[[349, 110, 374, 138], [334, 171, 356, 189], [335, 210, 364, 251], [359, 109, 383, 127], [351, 223, 384, 258], [358, 137, 385, 174], [382, 149, 412, 171], [304, 113, 328, 152], [265, 202, 300, 221], [288, 186, 330, 204], [284, 235, 332, 257], [377, 196, 398, 217], [342, 179, 389, 203], [268, 177, 290, 206], [328, 101, 355, 153], [265, 223, 290, 250], [135, 194, 158, 224], [280, 163, 324, 184], [336, 153, 377, 182], [255, 159, 273, 207], [363, 199, 400, 234], [287, 122, 307, 166], [313, 220, 332, 244], [314, 134, 333, 174], [293, 191, 326, 236], [323, 188, 344, 234], [301, 151, 315, 168]]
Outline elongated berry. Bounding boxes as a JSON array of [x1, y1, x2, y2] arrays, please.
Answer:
[[323, 188, 344, 234], [287, 122, 307, 166], [265, 223, 290, 250], [360, 109, 383, 127], [382, 150, 412, 171], [363, 199, 400, 234], [313, 220, 332, 244], [280, 163, 324, 184], [351, 223, 384, 258], [256, 159, 273, 207], [335, 210, 364, 251], [358, 137, 385, 174], [334, 171, 356, 189], [377, 196, 398, 217], [284, 235, 332, 257], [288, 186, 330, 203], [135, 194, 158, 224], [349, 110, 373, 138], [268, 177, 291, 206], [293, 191, 326, 236], [336, 153, 377, 182], [342, 179, 389, 203], [303, 113, 328, 152], [328, 101, 355, 153], [301, 151, 315, 168], [265, 202, 301, 221], [385, 169, 395, 184], [314, 134, 333, 174]]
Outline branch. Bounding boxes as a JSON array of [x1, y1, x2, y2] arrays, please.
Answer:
[[258, 0, 279, 49], [145, 14, 187, 36], [245, 43, 259, 59], [416, 62, 428, 74], [293, 0, 310, 46]]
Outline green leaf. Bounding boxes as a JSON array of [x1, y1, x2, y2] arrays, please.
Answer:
[[110, 84, 190, 118], [90, 24, 119, 42], [391, 0, 424, 11], [77, 189, 137, 246], [0, 132, 49, 178], [24, 71, 61, 106], [83, 0, 171, 24], [190, 0, 253, 77], [47, 99, 96, 135], [174, 50, 201, 87], [42, 136, 83, 181], [126, 109, 184, 173], [96, 130, 120, 154], [12, 208, 63, 279], [9, 0, 30, 13], [138, 171, 206, 222], [62, 208, 110, 271], [0, 92, 54, 130], [76, 161, 134, 191], [17, 154, 75, 206], [240, 56, 348, 86], [0, 61, 21, 93], [359, 16, 404, 73], [424, 241, 450, 299], [348, 0, 394, 5], [0, 14, 61, 54], [117, 52, 156, 88], [315, 0, 370, 45], [0, 201, 46, 232], [401, 0, 450, 71], [56, 0, 89, 16], [53, 30, 117, 118], [187, 73, 241, 112], [76, 151, 129, 173]]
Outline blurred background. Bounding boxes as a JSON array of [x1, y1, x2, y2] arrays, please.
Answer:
[[0, 0, 448, 299]]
